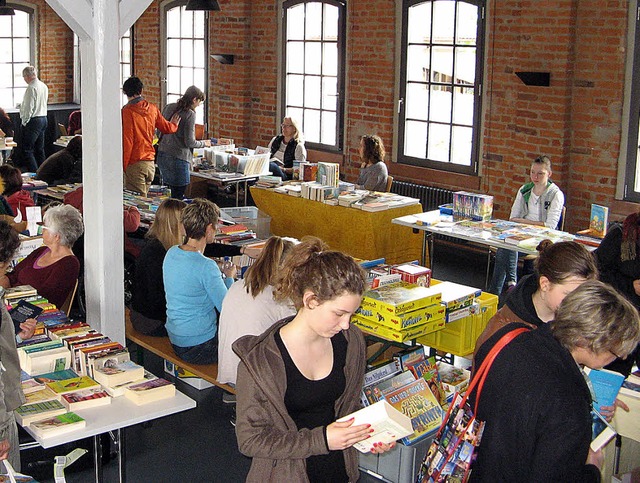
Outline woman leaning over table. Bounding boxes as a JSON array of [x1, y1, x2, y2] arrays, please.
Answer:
[[234, 236, 393, 483], [163, 198, 236, 365], [156, 86, 211, 200], [268, 116, 307, 180], [0, 204, 83, 309], [356, 134, 388, 192]]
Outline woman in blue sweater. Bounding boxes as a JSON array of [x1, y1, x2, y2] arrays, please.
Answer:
[[163, 198, 236, 364]]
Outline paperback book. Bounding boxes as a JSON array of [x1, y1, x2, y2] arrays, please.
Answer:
[[15, 399, 66, 426], [586, 368, 625, 410], [61, 387, 112, 411], [93, 360, 144, 387], [591, 409, 616, 451], [124, 377, 175, 405], [30, 412, 86, 438], [46, 376, 99, 395]]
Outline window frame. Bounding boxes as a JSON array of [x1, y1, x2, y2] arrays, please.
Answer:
[[120, 28, 134, 107], [281, 0, 347, 153], [397, 0, 485, 175]]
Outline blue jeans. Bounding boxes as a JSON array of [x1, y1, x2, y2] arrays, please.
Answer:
[[269, 161, 291, 180], [488, 248, 518, 295], [21, 116, 47, 172], [172, 336, 218, 365]]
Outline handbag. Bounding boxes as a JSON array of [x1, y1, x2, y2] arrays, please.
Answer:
[[416, 327, 529, 483]]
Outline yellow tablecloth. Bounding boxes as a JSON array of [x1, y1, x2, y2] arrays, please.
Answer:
[[250, 187, 424, 265]]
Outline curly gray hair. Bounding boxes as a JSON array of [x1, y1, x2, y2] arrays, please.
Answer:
[[43, 205, 84, 247]]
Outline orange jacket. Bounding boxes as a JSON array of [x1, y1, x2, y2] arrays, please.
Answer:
[[121, 98, 177, 170]]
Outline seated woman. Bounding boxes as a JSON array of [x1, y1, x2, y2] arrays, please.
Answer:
[[163, 198, 236, 364], [130, 198, 187, 336], [268, 116, 306, 180], [217, 236, 296, 386], [356, 134, 388, 192], [471, 281, 640, 481], [36, 135, 83, 185], [0, 165, 35, 220], [67, 110, 81, 136], [234, 236, 393, 482], [0, 107, 14, 138], [0, 204, 83, 308]]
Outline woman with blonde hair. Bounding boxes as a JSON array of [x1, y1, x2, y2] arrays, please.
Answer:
[[268, 116, 306, 180], [130, 198, 187, 336], [217, 236, 297, 386], [357, 134, 389, 191]]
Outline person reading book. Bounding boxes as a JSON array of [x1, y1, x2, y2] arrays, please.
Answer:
[[234, 236, 393, 483], [163, 199, 236, 364], [594, 209, 640, 377], [488, 155, 565, 296], [356, 134, 388, 192], [1, 204, 83, 309], [217, 235, 297, 386], [470, 281, 640, 482], [267, 116, 306, 180]]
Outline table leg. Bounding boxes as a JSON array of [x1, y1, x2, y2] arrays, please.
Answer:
[[93, 434, 103, 483], [117, 428, 126, 483], [235, 182, 240, 207], [613, 434, 622, 475], [243, 181, 248, 206], [485, 247, 492, 292]]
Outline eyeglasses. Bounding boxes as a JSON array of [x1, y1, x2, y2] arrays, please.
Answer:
[[281, 124, 294, 128]]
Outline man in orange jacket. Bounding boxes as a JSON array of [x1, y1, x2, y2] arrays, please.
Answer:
[[122, 76, 179, 196]]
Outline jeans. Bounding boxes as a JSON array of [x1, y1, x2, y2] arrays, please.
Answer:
[[269, 161, 291, 180], [488, 248, 518, 295], [21, 116, 47, 172], [172, 336, 218, 365]]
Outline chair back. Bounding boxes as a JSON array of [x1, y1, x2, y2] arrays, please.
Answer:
[[385, 175, 394, 193], [57, 123, 68, 137], [558, 206, 566, 231], [60, 279, 79, 316], [195, 124, 205, 140]]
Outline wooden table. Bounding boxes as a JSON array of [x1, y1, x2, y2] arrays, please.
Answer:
[[250, 187, 424, 265]]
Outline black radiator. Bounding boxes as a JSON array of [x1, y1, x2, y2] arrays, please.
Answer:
[[391, 180, 454, 211]]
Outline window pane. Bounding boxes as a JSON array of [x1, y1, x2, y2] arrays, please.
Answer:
[[323, 4, 339, 41], [181, 9, 193, 35], [167, 67, 181, 93], [193, 12, 206, 38], [287, 4, 305, 40], [13, 39, 30, 63], [321, 76, 337, 110], [194, 40, 205, 68], [431, 46, 453, 83], [167, 8, 181, 37], [304, 75, 321, 109], [287, 42, 304, 74], [13, 11, 30, 38], [121, 38, 131, 63], [322, 42, 337, 76], [451, 126, 472, 165], [405, 120, 428, 158], [456, 2, 478, 44], [321, 110, 336, 146], [0, 39, 10, 59], [0, 10, 31, 109], [455, 46, 475, 85], [167, 39, 180, 66], [408, 2, 432, 44], [287, 74, 304, 107], [0, 89, 11, 109], [287, 107, 304, 128], [406, 83, 429, 121], [427, 123, 450, 162], [0, 68, 10, 88], [430, 84, 452, 123], [407, 45, 430, 82], [0, 18, 10, 37], [194, 103, 204, 124], [304, 108, 321, 143], [182, 40, 194, 68], [432, 1, 455, 45], [181, 68, 193, 89], [305, 43, 322, 75], [305, 3, 322, 40], [452, 85, 474, 126], [194, 69, 205, 89]]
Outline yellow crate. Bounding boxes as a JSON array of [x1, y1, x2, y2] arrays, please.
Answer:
[[416, 291, 498, 357]]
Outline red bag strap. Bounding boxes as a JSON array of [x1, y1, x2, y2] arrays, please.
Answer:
[[461, 327, 529, 413]]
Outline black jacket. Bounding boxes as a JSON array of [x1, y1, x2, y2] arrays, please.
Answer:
[[269, 135, 299, 169]]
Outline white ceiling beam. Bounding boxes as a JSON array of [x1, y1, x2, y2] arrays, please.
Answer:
[[119, 0, 154, 37], [43, 0, 93, 40]]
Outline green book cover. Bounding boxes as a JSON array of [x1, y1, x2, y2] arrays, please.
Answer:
[[46, 376, 98, 394]]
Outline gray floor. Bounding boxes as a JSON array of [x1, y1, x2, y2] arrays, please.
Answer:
[[21, 240, 488, 483]]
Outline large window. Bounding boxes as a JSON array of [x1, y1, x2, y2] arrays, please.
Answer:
[[0, 5, 34, 109], [120, 29, 133, 107], [163, 1, 207, 124], [398, 0, 485, 174], [282, 0, 346, 151]]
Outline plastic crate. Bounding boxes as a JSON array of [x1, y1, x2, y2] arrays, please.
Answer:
[[220, 206, 271, 239], [473, 292, 498, 342], [359, 434, 434, 483]]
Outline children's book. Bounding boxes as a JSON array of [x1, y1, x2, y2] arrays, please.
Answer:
[[405, 356, 447, 406], [589, 204, 609, 238]]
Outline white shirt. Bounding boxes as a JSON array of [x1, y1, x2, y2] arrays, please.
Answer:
[[20, 78, 49, 126]]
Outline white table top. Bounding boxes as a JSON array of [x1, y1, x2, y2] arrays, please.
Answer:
[[190, 170, 260, 183], [22, 390, 196, 449]]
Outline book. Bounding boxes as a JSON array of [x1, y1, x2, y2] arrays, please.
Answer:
[[590, 409, 616, 451], [362, 370, 417, 406], [2, 285, 37, 301], [93, 360, 144, 387], [32, 368, 78, 383], [88, 349, 131, 378], [405, 356, 447, 406], [15, 399, 66, 426], [124, 377, 175, 405], [9, 300, 43, 332], [61, 387, 112, 411], [586, 368, 625, 410], [22, 347, 71, 376], [620, 374, 640, 399], [24, 386, 59, 405], [361, 282, 442, 316], [392, 345, 425, 371], [363, 360, 401, 388], [46, 376, 99, 395], [30, 412, 86, 438], [337, 400, 413, 453], [383, 378, 443, 445], [504, 233, 537, 247], [103, 370, 158, 398], [589, 204, 609, 238]]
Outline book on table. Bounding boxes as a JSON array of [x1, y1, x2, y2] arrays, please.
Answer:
[[61, 387, 112, 411], [15, 399, 67, 426], [24, 386, 59, 405], [93, 360, 144, 387], [22, 347, 72, 376], [620, 373, 640, 399], [589, 204, 609, 238], [124, 377, 175, 405], [590, 408, 616, 451], [30, 412, 86, 438], [104, 369, 158, 398], [46, 376, 99, 396], [337, 400, 413, 453]]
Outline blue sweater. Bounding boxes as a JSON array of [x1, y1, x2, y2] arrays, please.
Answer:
[[163, 246, 233, 347]]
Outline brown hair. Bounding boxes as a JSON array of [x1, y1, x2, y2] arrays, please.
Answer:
[[148, 198, 187, 250], [243, 236, 295, 297], [0, 220, 20, 264], [176, 85, 205, 112], [361, 134, 385, 165], [274, 236, 367, 310], [551, 280, 640, 357], [535, 240, 598, 284], [181, 198, 220, 240], [0, 165, 22, 196]]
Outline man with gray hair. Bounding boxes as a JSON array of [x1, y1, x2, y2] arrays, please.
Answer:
[[20, 66, 49, 172]]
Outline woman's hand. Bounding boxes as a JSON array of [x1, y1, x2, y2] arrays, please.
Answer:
[[586, 448, 604, 469], [242, 246, 262, 259], [599, 398, 630, 422], [370, 441, 396, 454], [222, 264, 237, 280], [18, 318, 37, 341], [170, 113, 181, 125], [326, 418, 372, 451]]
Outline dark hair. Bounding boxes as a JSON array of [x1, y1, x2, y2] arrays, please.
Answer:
[[181, 198, 220, 240], [532, 154, 552, 172], [274, 236, 367, 310], [361, 135, 385, 165], [0, 164, 23, 196], [0, 220, 20, 264], [123, 76, 144, 97], [0, 107, 13, 138], [534, 240, 598, 284], [66, 135, 82, 159], [243, 236, 295, 298], [176, 86, 205, 112]]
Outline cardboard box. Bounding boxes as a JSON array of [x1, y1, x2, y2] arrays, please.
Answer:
[[361, 282, 442, 316], [390, 264, 431, 287], [164, 360, 214, 390]]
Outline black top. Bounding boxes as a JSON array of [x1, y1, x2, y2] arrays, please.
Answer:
[[131, 237, 167, 322], [275, 330, 349, 483], [504, 273, 543, 327], [203, 242, 241, 258], [36, 149, 82, 185]]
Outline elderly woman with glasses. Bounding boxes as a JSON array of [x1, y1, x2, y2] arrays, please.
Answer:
[[268, 116, 307, 180], [0, 204, 83, 308]]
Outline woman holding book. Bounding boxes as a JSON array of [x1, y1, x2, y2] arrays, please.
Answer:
[[163, 198, 236, 364], [234, 236, 392, 483], [1, 204, 83, 309], [470, 281, 640, 482], [488, 155, 565, 296], [356, 134, 388, 192], [268, 116, 306, 180]]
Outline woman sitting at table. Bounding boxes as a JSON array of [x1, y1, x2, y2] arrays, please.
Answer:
[[157, 86, 211, 200], [0, 204, 83, 308], [163, 198, 236, 364], [0, 165, 35, 220], [0, 107, 13, 138], [36, 135, 83, 185], [356, 134, 388, 192], [268, 116, 306, 180]]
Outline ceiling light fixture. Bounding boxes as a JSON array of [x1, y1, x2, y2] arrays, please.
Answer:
[[185, 0, 221, 11]]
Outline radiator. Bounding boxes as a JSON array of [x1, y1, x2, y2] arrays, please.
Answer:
[[391, 181, 454, 211]]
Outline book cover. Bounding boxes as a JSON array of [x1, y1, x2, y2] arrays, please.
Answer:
[[589, 204, 609, 238], [504, 233, 537, 247], [591, 409, 616, 451], [362, 371, 417, 406], [620, 374, 640, 399], [587, 368, 625, 410], [30, 412, 86, 438], [103, 370, 157, 398], [23, 347, 71, 376], [15, 399, 66, 426], [46, 376, 99, 395], [405, 356, 447, 406], [383, 378, 443, 445], [24, 386, 59, 405], [363, 360, 401, 388], [61, 387, 112, 411], [337, 400, 413, 453], [392, 345, 425, 371], [9, 300, 43, 332], [32, 368, 78, 383], [124, 377, 175, 405], [93, 360, 144, 387]]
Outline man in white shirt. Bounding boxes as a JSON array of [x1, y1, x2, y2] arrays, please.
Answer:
[[19, 66, 49, 172]]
